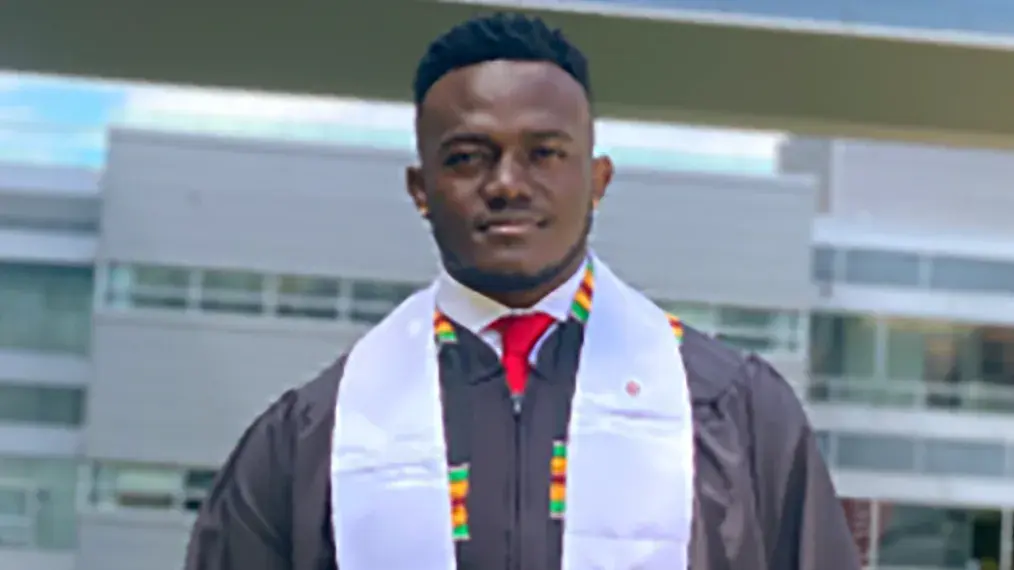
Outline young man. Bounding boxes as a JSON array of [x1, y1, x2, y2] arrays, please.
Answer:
[[185, 13, 860, 570]]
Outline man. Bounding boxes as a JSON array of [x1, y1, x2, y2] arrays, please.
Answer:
[[185, 12, 860, 570]]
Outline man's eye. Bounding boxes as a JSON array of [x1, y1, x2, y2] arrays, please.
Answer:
[[445, 152, 482, 167], [532, 147, 565, 161]]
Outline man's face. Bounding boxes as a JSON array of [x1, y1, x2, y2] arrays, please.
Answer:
[[408, 60, 612, 291]]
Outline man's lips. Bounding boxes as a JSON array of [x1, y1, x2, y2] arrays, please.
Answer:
[[477, 217, 547, 236]]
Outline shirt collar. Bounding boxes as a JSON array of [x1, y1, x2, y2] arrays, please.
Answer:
[[435, 259, 587, 337]]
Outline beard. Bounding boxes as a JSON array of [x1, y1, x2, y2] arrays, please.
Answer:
[[434, 209, 593, 296]]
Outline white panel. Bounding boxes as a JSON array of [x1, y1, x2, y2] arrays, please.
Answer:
[[814, 216, 1014, 261], [0, 228, 97, 264], [815, 283, 1014, 326], [833, 470, 1014, 509], [0, 426, 82, 457], [88, 312, 364, 465], [76, 510, 194, 570], [830, 139, 1014, 237], [0, 349, 91, 387], [0, 549, 75, 570], [809, 403, 1014, 443]]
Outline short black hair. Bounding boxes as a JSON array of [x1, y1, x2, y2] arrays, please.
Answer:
[[413, 12, 591, 106]]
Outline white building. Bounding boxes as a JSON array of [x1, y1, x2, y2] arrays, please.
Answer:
[[4, 112, 1014, 569]]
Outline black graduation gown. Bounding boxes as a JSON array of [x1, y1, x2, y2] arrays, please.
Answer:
[[185, 321, 861, 570]]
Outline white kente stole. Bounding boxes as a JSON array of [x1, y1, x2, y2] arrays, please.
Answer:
[[330, 255, 694, 570]]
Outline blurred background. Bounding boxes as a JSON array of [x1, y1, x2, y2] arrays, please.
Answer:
[[3, 1, 1014, 569]]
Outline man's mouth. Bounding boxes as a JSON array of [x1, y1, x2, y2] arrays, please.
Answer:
[[477, 217, 547, 237]]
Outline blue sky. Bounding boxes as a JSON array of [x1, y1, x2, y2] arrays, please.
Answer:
[[0, 70, 785, 173]]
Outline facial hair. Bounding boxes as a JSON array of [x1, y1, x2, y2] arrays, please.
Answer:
[[434, 209, 594, 295]]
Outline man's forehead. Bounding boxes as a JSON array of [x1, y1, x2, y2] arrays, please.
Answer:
[[419, 60, 589, 134]]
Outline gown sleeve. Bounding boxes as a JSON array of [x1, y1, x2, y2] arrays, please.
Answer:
[[184, 390, 299, 570], [745, 356, 862, 570]]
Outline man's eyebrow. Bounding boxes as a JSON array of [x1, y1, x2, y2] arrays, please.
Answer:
[[437, 133, 495, 151], [527, 129, 573, 142], [436, 129, 574, 152]]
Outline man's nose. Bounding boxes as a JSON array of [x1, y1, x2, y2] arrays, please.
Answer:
[[482, 155, 530, 203]]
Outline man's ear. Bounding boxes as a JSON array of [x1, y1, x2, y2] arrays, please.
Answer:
[[406, 166, 429, 217], [591, 155, 614, 208]]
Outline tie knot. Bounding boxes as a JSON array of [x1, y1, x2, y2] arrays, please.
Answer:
[[490, 312, 556, 358]]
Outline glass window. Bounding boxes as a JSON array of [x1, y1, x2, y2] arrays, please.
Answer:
[[0, 384, 84, 426], [930, 256, 1014, 294], [717, 307, 778, 329], [809, 314, 877, 378], [923, 439, 1006, 478], [812, 246, 835, 282], [843, 249, 921, 287], [835, 433, 917, 472], [717, 307, 801, 353], [715, 333, 776, 353], [106, 263, 189, 310], [90, 463, 184, 510], [812, 313, 1014, 411], [199, 269, 264, 315], [0, 456, 77, 550], [349, 280, 417, 323], [657, 301, 714, 331], [277, 275, 339, 320], [883, 318, 1013, 411], [0, 484, 32, 547], [884, 318, 970, 382], [878, 504, 1001, 570], [0, 263, 93, 354], [183, 469, 217, 512]]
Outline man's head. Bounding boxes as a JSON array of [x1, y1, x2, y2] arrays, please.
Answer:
[[407, 13, 613, 305]]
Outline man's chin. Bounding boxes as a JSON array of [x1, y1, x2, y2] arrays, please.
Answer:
[[455, 265, 547, 294]]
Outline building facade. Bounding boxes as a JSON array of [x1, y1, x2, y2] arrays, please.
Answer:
[[3, 123, 1013, 570]]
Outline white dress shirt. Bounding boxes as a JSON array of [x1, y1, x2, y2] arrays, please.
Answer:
[[435, 261, 587, 362]]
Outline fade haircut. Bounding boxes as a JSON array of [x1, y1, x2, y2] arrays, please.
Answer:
[[412, 12, 592, 107]]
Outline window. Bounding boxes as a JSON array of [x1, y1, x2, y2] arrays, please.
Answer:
[[277, 275, 339, 320], [811, 313, 1014, 411], [843, 248, 921, 287], [90, 463, 184, 510], [87, 463, 218, 514], [0, 383, 84, 427], [658, 301, 714, 331], [812, 246, 835, 282], [717, 307, 800, 353], [0, 263, 93, 353], [884, 318, 1014, 412], [199, 269, 264, 315], [808, 313, 880, 403], [879, 504, 1001, 570], [809, 314, 877, 378], [657, 301, 803, 355], [0, 483, 32, 547], [822, 430, 1010, 479], [349, 280, 417, 323], [930, 256, 1014, 294], [0, 456, 77, 550], [183, 469, 217, 512], [834, 433, 917, 472], [106, 263, 189, 310]]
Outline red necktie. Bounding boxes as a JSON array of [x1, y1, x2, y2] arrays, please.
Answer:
[[490, 313, 555, 395]]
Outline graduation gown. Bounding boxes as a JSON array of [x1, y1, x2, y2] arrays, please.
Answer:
[[185, 321, 860, 570]]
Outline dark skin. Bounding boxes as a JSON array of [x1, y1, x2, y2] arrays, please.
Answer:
[[407, 59, 614, 308]]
